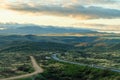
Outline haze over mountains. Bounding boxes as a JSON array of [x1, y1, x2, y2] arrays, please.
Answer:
[[0, 24, 96, 35]]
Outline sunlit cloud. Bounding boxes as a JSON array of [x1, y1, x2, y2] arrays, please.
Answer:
[[72, 22, 120, 33], [1, 2, 120, 20]]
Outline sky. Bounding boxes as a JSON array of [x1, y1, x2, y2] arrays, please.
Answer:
[[0, 0, 120, 33]]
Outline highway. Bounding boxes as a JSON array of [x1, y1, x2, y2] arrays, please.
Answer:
[[52, 54, 120, 73]]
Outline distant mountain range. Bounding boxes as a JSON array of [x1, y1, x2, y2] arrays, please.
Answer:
[[0, 24, 96, 35]]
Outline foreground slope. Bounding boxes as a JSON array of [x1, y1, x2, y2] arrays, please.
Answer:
[[1, 56, 43, 80]]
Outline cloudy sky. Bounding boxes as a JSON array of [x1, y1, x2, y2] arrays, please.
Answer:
[[0, 0, 120, 33]]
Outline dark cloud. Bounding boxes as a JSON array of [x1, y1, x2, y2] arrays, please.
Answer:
[[4, 3, 120, 19]]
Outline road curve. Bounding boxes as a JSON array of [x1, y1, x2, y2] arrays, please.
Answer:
[[52, 54, 120, 73], [1, 56, 43, 80]]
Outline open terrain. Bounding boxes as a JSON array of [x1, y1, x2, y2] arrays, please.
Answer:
[[0, 33, 120, 80]]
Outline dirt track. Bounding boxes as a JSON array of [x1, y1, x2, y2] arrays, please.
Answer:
[[1, 56, 43, 80]]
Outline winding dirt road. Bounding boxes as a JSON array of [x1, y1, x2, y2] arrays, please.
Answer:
[[1, 56, 43, 80]]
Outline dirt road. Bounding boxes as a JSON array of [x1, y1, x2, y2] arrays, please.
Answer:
[[1, 56, 43, 80]]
